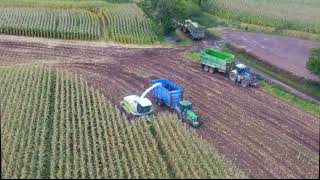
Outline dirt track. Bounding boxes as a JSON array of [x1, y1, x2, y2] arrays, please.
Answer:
[[0, 36, 319, 178], [221, 29, 320, 81]]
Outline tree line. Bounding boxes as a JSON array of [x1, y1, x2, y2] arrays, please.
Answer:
[[139, 0, 213, 34]]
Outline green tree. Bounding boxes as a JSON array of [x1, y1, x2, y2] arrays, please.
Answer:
[[148, 0, 183, 34], [143, 0, 202, 34]]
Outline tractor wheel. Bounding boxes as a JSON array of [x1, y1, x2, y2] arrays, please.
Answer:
[[204, 65, 209, 72], [229, 72, 237, 83], [241, 79, 250, 87], [209, 67, 216, 74]]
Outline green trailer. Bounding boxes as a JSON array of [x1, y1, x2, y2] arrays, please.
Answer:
[[200, 48, 236, 73], [200, 48, 257, 87]]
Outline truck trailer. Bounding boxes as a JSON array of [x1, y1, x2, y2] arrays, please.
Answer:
[[200, 48, 257, 87]]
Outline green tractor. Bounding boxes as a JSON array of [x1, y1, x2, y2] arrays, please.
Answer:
[[176, 100, 199, 127]]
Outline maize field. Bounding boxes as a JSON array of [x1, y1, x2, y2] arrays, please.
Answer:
[[102, 4, 158, 44], [0, 2, 158, 43], [0, 8, 100, 40], [0, 66, 239, 179]]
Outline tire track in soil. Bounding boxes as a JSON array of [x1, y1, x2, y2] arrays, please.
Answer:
[[0, 39, 319, 179]]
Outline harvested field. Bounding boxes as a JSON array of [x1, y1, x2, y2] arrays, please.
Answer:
[[221, 29, 320, 81], [0, 36, 319, 178]]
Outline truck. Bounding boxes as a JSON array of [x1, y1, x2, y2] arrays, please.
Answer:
[[200, 48, 257, 87], [150, 79, 200, 127], [177, 19, 205, 40]]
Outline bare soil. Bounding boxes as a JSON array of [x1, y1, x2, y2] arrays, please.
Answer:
[[221, 29, 320, 81], [0, 36, 319, 178]]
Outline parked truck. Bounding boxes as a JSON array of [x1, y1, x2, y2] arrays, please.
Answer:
[[176, 19, 205, 40], [151, 79, 200, 127], [200, 48, 257, 87]]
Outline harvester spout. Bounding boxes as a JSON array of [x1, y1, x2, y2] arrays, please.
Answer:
[[140, 83, 162, 99]]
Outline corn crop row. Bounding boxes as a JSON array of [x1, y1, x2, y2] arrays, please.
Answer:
[[153, 113, 236, 178], [0, 7, 100, 40], [103, 4, 158, 44], [0, 4, 159, 44]]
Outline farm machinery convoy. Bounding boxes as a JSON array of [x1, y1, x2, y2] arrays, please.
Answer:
[[121, 79, 200, 127], [174, 19, 256, 87], [121, 48, 256, 127], [174, 18, 256, 87]]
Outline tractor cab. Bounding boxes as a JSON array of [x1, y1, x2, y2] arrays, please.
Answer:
[[136, 98, 152, 114], [235, 64, 250, 75], [179, 99, 193, 111]]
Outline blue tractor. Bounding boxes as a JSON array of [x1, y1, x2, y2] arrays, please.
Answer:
[[228, 64, 257, 87]]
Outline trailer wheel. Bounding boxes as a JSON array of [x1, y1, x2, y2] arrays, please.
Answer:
[[229, 72, 237, 83], [204, 65, 209, 72], [209, 67, 216, 74]]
